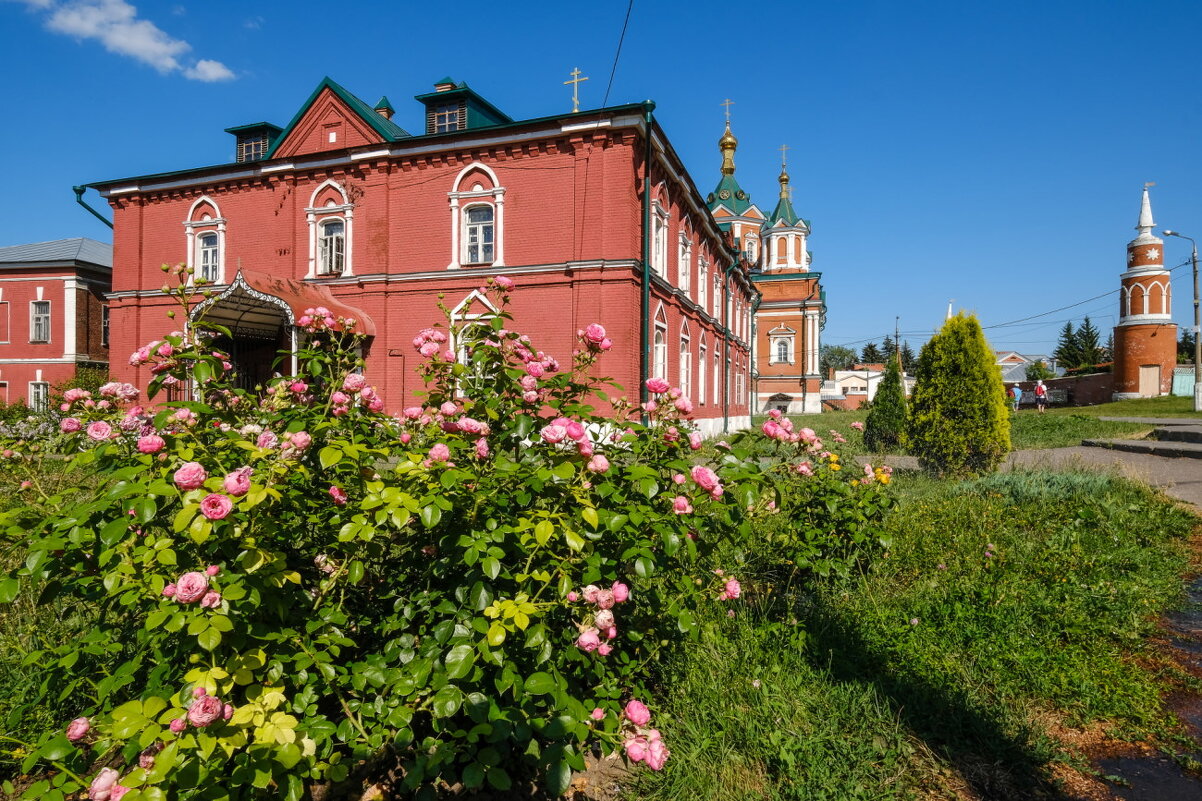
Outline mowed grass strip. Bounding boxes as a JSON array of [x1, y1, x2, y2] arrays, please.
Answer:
[[637, 470, 1197, 800]]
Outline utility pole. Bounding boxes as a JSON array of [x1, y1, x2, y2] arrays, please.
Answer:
[[895, 316, 901, 370]]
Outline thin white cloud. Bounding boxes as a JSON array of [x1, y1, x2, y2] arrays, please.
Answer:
[[243, 15, 263, 30], [185, 58, 234, 82], [10, 0, 235, 81]]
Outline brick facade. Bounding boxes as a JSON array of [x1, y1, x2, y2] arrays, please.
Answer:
[[91, 78, 755, 434]]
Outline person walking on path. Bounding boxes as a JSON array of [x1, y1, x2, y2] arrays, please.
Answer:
[[1034, 380, 1048, 414], [1011, 384, 1023, 412]]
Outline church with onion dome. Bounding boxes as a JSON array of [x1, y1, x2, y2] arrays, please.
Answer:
[[707, 112, 825, 414]]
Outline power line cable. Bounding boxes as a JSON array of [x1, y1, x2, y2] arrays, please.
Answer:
[[602, 0, 635, 107]]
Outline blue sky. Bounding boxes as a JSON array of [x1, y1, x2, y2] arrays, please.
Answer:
[[3, 0, 1201, 356]]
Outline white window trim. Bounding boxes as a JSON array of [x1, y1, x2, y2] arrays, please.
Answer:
[[28, 380, 49, 412], [698, 337, 707, 405], [460, 202, 497, 266], [306, 180, 355, 278], [29, 300, 51, 344], [316, 217, 348, 276], [678, 234, 692, 293], [651, 200, 668, 279], [183, 195, 227, 285], [698, 259, 708, 312], [447, 162, 506, 270], [679, 321, 692, 398], [713, 349, 721, 406]]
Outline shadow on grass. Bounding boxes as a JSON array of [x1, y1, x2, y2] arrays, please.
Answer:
[[803, 600, 1063, 800]]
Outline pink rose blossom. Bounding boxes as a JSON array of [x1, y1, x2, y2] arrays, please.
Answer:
[[428, 443, 450, 463], [525, 361, 545, 378], [66, 716, 90, 741], [594, 589, 615, 610], [399, 432, 412, 444], [173, 462, 207, 491], [187, 693, 224, 728], [342, 373, 367, 392], [645, 377, 670, 394], [672, 496, 693, 515], [522, 390, 539, 403], [138, 747, 158, 770], [597, 642, 613, 656], [174, 571, 209, 604], [519, 375, 538, 391], [590, 708, 605, 721], [576, 628, 601, 652], [137, 434, 165, 453], [674, 396, 694, 414], [289, 380, 308, 394], [162, 583, 177, 598], [256, 431, 278, 449], [88, 767, 121, 801], [690, 465, 720, 493], [583, 323, 607, 346], [605, 625, 617, 639], [586, 454, 609, 473], [168, 718, 186, 733], [582, 585, 600, 604], [474, 438, 489, 459], [329, 486, 348, 506], [540, 424, 567, 444], [199, 591, 222, 609], [205, 564, 221, 577], [567, 591, 579, 602], [851, 420, 865, 431], [223, 466, 253, 497], [611, 582, 629, 603], [594, 609, 615, 629], [625, 735, 650, 763], [86, 421, 112, 441], [60, 417, 82, 433], [200, 493, 233, 520], [646, 733, 670, 771], [494, 275, 515, 290], [625, 699, 651, 726], [796, 461, 814, 476], [688, 432, 703, 450], [286, 430, 312, 451]]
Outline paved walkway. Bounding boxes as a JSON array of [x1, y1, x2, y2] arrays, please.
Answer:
[[870, 447, 1202, 508]]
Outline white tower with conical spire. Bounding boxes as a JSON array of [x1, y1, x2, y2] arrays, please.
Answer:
[[1112, 185, 1177, 398]]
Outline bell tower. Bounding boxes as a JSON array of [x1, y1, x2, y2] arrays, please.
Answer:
[[1112, 185, 1177, 399]]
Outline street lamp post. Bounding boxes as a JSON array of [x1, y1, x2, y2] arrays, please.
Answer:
[[1162, 230, 1201, 412]]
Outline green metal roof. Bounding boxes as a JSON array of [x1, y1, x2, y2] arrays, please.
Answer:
[[766, 195, 801, 227], [707, 174, 753, 215], [413, 79, 513, 127], [265, 76, 411, 159], [223, 122, 283, 135], [374, 95, 395, 113], [751, 270, 822, 282]]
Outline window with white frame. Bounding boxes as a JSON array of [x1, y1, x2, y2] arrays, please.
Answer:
[[698, 259, 708, 311], [463, 205, 495, 265], [745, 235, 758, 265], [713, 275, 721, 318], [651, 201, 668, 279], [698, 339, 707, 404], [679, 325, 692, 398], [726, 356, 732, 403], [318, 219, 346, 275], [772, 336, 794, 364], [184, 196, 226, 285], [29, 381, 49, 412], [30, 301, 50, 343], [653, 326, 667, 381], [678, 236, 692, 293], [198, 232, 220, 282], [713, 349, 721, 406], [101, 305, 110, 348]]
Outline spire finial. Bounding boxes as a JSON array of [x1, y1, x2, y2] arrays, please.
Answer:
[[718, 102, 738, 176], [778, 149, 791, 200], [1137, 182, 1156, 234]]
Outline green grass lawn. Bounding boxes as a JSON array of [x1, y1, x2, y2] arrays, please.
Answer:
[[636, 469, 1199, 800], [1050, 394, 1201, 419]]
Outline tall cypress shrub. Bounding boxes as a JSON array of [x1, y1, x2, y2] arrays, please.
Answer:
[[864, 357, 906, 451], [907, 313, 1011, 477]]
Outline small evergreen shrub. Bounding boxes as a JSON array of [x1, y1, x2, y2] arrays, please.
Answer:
[[864, 359, 906, 452], [906, 313, 1010, 477]]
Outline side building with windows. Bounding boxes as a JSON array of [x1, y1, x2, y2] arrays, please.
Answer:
[[90, 76, 755, 434], [707, 121, 824, 414], [0, 238, 112, 409]]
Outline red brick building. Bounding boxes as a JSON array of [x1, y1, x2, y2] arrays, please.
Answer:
[[88, 77, 756, 434], [706, 122, 824, 414], [1113, 186, 1176, 398], [0, 238, 111, 409]]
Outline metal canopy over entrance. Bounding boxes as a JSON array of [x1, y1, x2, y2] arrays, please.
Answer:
[[190, 269, 374, 390]]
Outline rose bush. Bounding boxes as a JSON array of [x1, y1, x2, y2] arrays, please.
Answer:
[[0, 272, 891, 799]]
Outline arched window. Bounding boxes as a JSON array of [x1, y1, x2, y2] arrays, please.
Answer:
[[198, 232, 220, 282], [318, 220, 346, 275], [776, 339, 789, 363], [653, 328, 667, 381], [698, 337, 707, 405], [306, 181, 355, 278], [713, 349, 721, 406], [463, 204, 495, 265], [678, 235, 692, 293], [698, 259, 708, 311], [448, 162, 506, 270], [745, 235, 758, 265], [184, 195, 226, 284], [679, 323, 692, 398], [651, 201, 668, 279]]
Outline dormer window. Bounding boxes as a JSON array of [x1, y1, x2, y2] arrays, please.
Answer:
[[430, 101, 465, 133], [237, 135, 269, 163], [225, 122, 282, 163]]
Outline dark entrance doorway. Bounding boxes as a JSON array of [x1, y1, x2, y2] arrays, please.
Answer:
[[191, 280, 295, 394]]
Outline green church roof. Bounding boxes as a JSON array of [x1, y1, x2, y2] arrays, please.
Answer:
[[707, 174, 753, 215], [266, 76, 411, 159]]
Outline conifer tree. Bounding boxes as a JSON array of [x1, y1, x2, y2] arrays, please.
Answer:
[[859, 341, 884, 363], [864, 357, 906, 452], [1053, 321, 1080, 369], [882, 337, 898, 364], [900, 341, 916, 372], [906, 313, 1011, 477], [1076, 316, 1103, 367]]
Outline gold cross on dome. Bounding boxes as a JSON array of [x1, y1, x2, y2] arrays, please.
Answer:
[[779, 143, 790, 167], [565, 68, 589, 113], [721, 98, 734, 122]]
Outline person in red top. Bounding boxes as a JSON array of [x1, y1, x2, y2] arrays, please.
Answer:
[[1034, 380, 1048, 414]]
